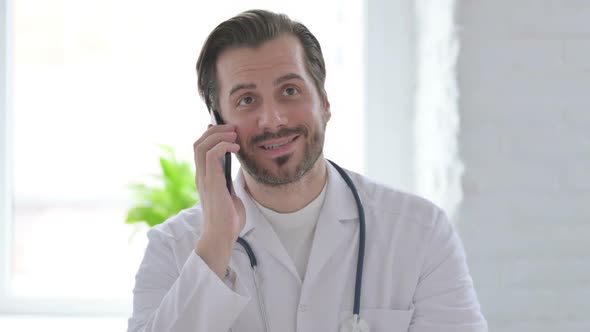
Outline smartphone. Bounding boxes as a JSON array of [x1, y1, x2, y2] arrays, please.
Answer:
[[211, 110, 233, 193]]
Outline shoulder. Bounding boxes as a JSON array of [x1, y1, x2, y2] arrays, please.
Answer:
[[148, 203, 205, 242], [345, 168, 446, 232]]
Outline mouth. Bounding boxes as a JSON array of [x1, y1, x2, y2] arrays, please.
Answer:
[[259, 135, 298, 150], [256, 135, 300, 157]]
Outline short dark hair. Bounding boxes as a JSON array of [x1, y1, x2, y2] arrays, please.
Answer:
[[196, 9, 327, 113]]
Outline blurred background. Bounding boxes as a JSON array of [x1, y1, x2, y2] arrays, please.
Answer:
[[0, 0, 588, 331]]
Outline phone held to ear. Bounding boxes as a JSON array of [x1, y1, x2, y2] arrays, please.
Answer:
[[211, 110, 234, 193]]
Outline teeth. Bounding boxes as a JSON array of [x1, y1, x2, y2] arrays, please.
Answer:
[[263, 137, 295, 150]]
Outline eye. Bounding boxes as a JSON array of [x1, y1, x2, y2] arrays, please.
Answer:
[[282, 86, 299, 96], [238, 95, 255, 106]]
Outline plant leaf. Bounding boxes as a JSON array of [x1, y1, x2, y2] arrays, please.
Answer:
[[125, 145, 199, 228]]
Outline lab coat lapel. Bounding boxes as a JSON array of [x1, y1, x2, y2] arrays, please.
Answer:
[[234, 171, 301, 282], [304, 162, 358, 285]]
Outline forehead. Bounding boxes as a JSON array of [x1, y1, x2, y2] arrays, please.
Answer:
[[215, 34, 309, 91]]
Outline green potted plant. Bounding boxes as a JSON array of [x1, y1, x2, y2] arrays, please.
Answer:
[[126, 145, 199, 227]]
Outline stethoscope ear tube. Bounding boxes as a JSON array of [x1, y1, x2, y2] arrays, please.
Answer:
[[327, 160, 366, 317]]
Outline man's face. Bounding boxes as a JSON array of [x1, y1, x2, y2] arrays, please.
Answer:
[[215, 34, 331, 186]]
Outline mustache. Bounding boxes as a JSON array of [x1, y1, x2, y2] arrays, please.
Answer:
[[250, 126, 308, 146]]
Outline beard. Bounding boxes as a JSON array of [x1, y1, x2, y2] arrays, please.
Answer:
[[236, 122, 326, 187]]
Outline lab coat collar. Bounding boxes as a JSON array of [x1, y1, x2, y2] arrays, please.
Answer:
[[234, 169, 299, 280], [233, 160, 359, 284], [304, 160, 359, 284]]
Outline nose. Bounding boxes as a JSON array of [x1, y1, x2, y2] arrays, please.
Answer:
[[257, 99, 287, 130]]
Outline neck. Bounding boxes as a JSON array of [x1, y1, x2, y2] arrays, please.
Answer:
[[242, 157, 328, 213]]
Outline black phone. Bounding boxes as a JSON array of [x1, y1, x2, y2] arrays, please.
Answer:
[[212, 110, 233, 193]]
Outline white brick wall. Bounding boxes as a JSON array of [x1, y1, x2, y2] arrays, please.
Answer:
[[455, 0, 590, 331]]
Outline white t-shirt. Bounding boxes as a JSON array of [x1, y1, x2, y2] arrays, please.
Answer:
[[252, 179, 328, 280]]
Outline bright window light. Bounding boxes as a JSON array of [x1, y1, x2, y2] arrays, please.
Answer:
[[4, 0, 364, 314]]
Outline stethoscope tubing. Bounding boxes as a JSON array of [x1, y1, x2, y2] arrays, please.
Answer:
[[328, 160, 365, 317], [235, 159, 366, 326]]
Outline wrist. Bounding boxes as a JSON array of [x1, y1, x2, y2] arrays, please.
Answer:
[[195, 229, 235, 279]]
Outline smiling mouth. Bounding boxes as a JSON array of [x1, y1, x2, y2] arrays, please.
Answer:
[[259, 135, 299, 150]]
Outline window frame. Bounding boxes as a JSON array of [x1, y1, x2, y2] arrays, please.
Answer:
[[364, 0, 417, 194], [0, 0, 15, 315]]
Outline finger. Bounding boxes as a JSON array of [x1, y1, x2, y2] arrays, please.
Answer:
[[205, 123, 237, 136], [194, 123, 236, 149], [204, 141, 240, 191], [194, 130, 237, 179]]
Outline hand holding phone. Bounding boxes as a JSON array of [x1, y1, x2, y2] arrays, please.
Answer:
[[193, 110, 244, 279]]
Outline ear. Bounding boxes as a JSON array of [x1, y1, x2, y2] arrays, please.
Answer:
[[323, 98, 331, 122]]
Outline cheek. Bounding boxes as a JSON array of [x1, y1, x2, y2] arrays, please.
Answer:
[[235, 125, 255, 149], [312, 108, 329, 127], [235, 129, 248, 146]]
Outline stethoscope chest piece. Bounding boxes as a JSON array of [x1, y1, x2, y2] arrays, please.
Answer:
[[340, 315, 370, 332]]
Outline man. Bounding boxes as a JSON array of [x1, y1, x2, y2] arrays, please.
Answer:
[[128, 9, 487, 332]]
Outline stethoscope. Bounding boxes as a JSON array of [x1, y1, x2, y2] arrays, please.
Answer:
[[235, 160, 369, 332]]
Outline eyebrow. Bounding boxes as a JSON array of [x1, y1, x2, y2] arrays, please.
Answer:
[[228, 73, 305, 97], [273, 73, 304, 86], [229, 83, 256, 97]]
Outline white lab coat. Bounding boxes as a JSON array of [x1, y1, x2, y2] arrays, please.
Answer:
[[128, 162, 488, 332]]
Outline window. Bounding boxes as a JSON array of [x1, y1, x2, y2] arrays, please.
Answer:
[[0, 0, 365, 318]]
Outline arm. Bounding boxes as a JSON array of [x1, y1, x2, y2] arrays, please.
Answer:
[[128, 122, 248, 332], [127, 228, 250, 332], [409, 210, 488, 332]]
